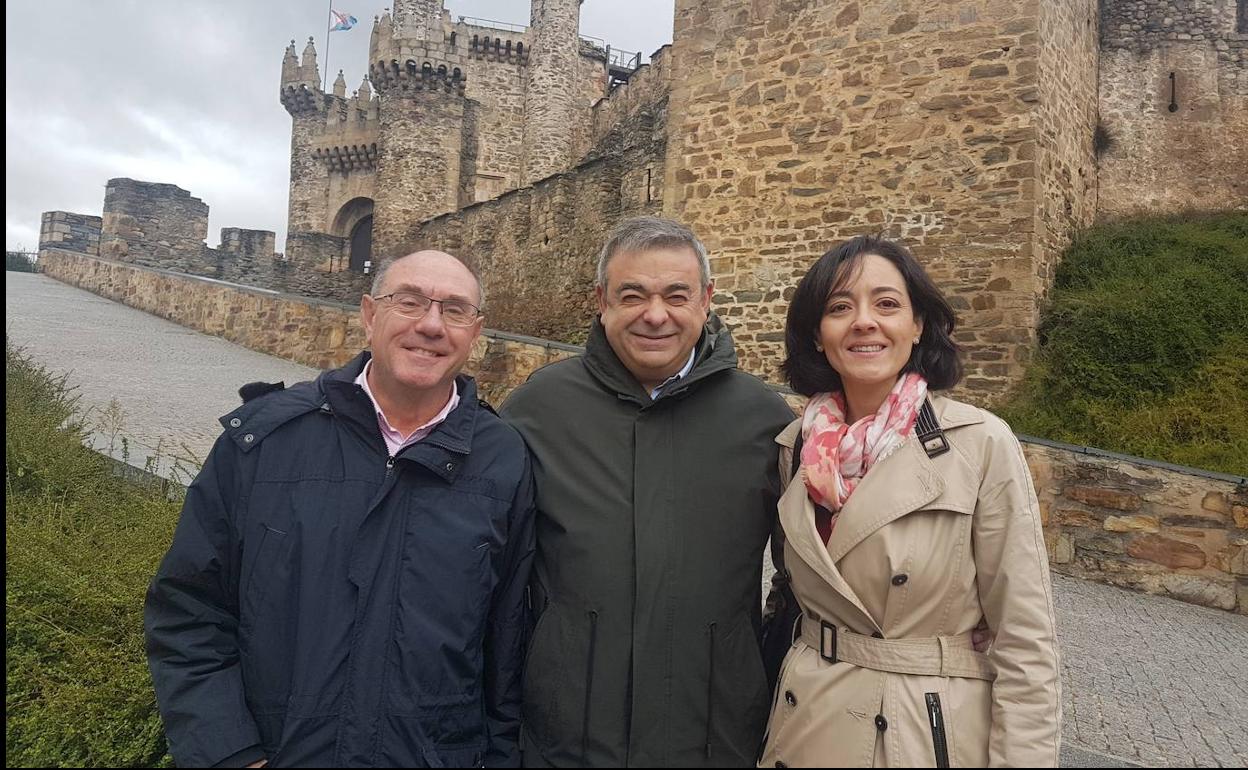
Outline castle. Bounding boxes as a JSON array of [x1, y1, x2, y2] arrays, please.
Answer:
[[39, 0, 1248, 400]]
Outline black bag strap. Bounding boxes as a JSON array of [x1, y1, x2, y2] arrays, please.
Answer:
[[915, 398, 950, 458]]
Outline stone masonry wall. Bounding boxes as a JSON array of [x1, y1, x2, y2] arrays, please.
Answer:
[[582, 44, 673, 162], [522, 0, 582, 184], [99, 178, 209, 273], [1097, 0, 1248, 217], [39, 211, 101, 256], [371, 80, 469, 259], [36, 248, 575, 408], [1028, 440, 1248, 615], [36, 247, 1248, 615], [1035, 0, 1099, 299], [461, 25, 530, 198], [414, 118, 666, 343], [663, 0, 1052, 400]]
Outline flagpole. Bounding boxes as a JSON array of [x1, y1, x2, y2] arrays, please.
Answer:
[[323, 0, 333, 91]]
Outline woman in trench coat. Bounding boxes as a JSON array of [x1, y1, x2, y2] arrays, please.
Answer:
[[759, 235, 1060, 768]]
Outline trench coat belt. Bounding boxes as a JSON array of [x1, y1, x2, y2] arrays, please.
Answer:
[[796, 617, 996, 682]]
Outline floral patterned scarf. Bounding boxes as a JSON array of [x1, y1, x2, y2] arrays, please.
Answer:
[[800, 372, 928, 543]]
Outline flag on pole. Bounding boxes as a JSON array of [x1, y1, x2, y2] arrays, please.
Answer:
[[330, 10, 357, 31]]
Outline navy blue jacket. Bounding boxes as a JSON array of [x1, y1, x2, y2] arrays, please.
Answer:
[[145, 352, 535, 767]]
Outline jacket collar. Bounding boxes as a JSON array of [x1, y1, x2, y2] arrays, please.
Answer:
[[320, 352, 482, 480], [775, 392, 984, 629], [581, 311, 738, 405]]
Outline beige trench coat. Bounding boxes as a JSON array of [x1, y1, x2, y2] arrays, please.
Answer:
[[759, 396, 1060, 768]]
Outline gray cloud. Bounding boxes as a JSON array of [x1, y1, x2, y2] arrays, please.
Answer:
[[5, 0, 674, 252]]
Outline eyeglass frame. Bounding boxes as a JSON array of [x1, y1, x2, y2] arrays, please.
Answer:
[[371, 290, 483, 327]]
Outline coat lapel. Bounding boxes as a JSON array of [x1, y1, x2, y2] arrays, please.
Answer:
[[824, 437, 944, 564], [777, 421, 879, 629]]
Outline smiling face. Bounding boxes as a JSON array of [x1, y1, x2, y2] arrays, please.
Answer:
[[361, 251, 483, 401], [596, 244, 713, 392], [818, 253, 923, 409]]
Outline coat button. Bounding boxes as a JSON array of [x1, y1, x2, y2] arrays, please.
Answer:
[[243, 433, 254, 443], [229, 417, 242, 428], [784, 690, 797, 707], [445, 462, 455, 471], [875, 714, 888, 731], [775, 763, 788, 769], [891, 573, 908, 586]]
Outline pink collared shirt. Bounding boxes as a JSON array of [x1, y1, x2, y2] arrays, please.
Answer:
[[354, 360, 460, 457]]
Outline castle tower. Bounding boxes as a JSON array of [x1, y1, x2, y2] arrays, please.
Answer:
[[281, 37, 332, 239], [368, 10, 472, 259], [393, 0, 445, 43], [521, 0, 582, 185]]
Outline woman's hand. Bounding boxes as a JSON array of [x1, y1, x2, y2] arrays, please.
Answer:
[[971, 618, 993, 652]]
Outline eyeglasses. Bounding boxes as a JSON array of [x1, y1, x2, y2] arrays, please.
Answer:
[[372, 290, 482, 327]]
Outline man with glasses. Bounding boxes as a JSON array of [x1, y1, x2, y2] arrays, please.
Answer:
[[146, 250, 535, 768], [501, 218, 794, 767]]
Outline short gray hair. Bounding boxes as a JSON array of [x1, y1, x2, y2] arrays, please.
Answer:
[[596, 216, 711, 291], [370, 252, 485, 308]]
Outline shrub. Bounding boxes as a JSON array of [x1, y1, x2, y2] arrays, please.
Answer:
[[6, 251, 37, 272], [998, 212, 1248, 476], [6, 340, 177, 767]]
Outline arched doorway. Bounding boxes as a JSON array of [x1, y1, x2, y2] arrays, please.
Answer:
[[330, 197, 375, 273], [349, 215, 373, 272]]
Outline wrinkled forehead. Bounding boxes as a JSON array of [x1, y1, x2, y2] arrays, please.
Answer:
[[382, 254, 480, 303]]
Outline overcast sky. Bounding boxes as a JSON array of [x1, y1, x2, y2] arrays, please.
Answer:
[[4, 0, 675, 252]]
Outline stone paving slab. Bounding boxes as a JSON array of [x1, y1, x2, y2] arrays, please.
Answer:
[[7, 271, 1248, 767]]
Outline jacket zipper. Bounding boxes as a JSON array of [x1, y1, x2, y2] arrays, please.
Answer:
[[705, 621, 717, 759], [925, 692, 950, 768], [581, 609, 599, 763]]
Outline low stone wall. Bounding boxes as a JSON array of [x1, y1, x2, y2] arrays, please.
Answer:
[[36, 249, 576, 406], [36, 248, 1248, 614], [1027, 438, 1247, 614]]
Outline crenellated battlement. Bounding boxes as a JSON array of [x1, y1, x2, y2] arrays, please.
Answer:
[[280, 37, 327, 116], [456, 20, 531, 65], [313, 143, 379, 172], [368, 12, 470, 95]]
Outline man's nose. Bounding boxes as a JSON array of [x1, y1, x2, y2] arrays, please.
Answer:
[[641, 296, 669, 325], [414, 301, 448, 334]]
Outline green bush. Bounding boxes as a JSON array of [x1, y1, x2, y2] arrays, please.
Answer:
[[6, 340, 177, 767], [998, 212, 1248, 476], [6, 251, 37, 272]]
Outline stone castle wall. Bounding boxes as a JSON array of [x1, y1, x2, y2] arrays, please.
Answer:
[[36, 248, 1248, 615], [99, 178, 209, 272], [413, 88, 667, 343], [36, 248, 576, 408], [40, 211, 101, 256], [460, 22, 530, 198], [522, 0, 585, 184], [1096, 0, 1248, 217], [1035, 0, 1100, 302], [661, 0, 1058, 398]]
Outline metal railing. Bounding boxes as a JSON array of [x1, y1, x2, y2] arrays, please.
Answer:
[[458, 16, 527, 33]]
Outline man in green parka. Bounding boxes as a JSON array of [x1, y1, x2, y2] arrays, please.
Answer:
[[501, 216, 794, 767]]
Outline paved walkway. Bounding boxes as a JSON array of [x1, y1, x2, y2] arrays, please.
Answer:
[[7, 271, 1248, 767]]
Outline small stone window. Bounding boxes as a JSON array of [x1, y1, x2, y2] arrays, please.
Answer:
[[1238, 0, 1247, 34]]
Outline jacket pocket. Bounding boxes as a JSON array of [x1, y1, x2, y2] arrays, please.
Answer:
[[705, 612, 769, 764], [925, 692, 951, 768], [242, 523, 288, 615], [521, 600, 566, 751]]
